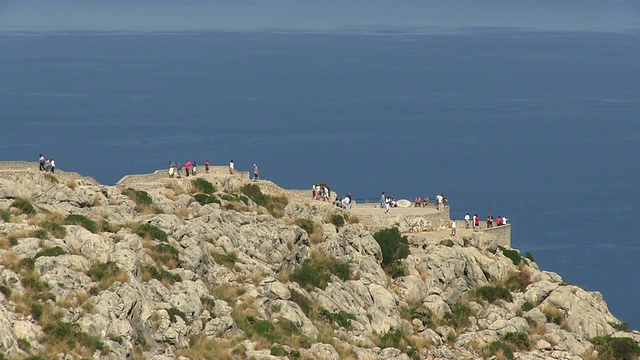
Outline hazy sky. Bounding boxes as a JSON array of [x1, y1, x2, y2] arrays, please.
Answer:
[[1, 0, 639, 32]]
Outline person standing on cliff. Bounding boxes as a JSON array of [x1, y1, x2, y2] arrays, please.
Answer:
[[176, 163, 182, 178], [39, 154, 45, 171], [451, 219, 457, 236], [205, 160, 210, 173], [380, 192, 386, 208], [50, 159, 55, 173], [465, 213, 471, 229], [168, 161, 175, 178], [185, 160, 191, 177], [253, 163, 259, 181], [229, 160, 234, 174], [191, 160, 197, 176]]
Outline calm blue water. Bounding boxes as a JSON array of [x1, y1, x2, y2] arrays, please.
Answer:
[[1, 30, 639, 328]]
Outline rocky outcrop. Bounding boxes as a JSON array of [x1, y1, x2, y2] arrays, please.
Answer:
[[0, 168, 637, 359]]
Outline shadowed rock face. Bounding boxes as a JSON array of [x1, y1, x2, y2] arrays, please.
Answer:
[[0, 166, 638, 359]]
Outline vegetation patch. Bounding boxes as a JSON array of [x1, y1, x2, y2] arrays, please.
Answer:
[[475, 285, 513, 303], [610, 322, 632, 332], [122, 188, 159, 213], [237, 315, 311, 349], [142, 264, 182, 285], [44, 173, 59, 184], [167, 307, 188, 323], [193, 193, 221, 206], [42, 220, 67, 239], [521, 301, 534, 312], [444, 302, 474, 330], [327, 214, 345, 228], [240, 184, 288, 218], [289, 253, 350, 291], [1, 209, 10, 222], [11, 197, 36, 215], [591, 336, 640, 360], [87, 261, 127, 290], [190, 178, 216, 194], [481, 332, 531, 359], [30, 229, 49, 240], [503, 267, 531, 292], [64, 214, 98, 233], [499, 246, 522, 266], [212, 251, 237, 269], [42, 320, 107, 355], [375, 329, 419, 359], [34, 246, 67, 259], [319, 309, 356, 330], [135, 223, 168, 242], [293, 219, 314, 235], [289, 289, 312, 316], [373, 227, 410, 278], [541, 305, 566, 327]]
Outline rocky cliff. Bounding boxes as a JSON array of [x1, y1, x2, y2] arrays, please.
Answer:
[[0, 167, 638, 360]]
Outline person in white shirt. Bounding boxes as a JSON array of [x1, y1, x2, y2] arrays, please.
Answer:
[[464, 213, 471, 229], [451, 219, 457, 236], [229, 160, 234, 174]]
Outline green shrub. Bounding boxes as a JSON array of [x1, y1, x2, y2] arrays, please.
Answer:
[[87, 261, 121, 281], [503, 270, 531, 292], [135, 223, 168, 242], [42, 220, 67, 239], [167, 307, 188, 323], [290, 256, 350, 291], [502, 332, 530, 350], [482, 340, 515, 359], [240, 184, 288, 218], [64, 214, 98, 233], [542, 306, 565, 325], [0, 284, 12, 298], [319, 309, 356, 330], [0, 209, 10, 222], [34, 246, 67, 259], [294, 219, 314, 235], [610, 322, 632, 332], [42, 320, 106, 354], [151, 243, 180, 266], [31, 229, 49, 239], [525, 251, 535, 262], [17, 338, 31, 352], [11, 197, 36, 215], [499, 246, 522, 266], [200, 296, 216, 313], [193, 193, 221, 206], [440, 239, 455, 247], [212, 251, 236, 268], [191, 178, 215, 194], [328, 214, 345, 228], [290, 289, 311, 316], [377, 329, 416, 355], [122, 188, 159, 213], [475, 285, 513, 303], [591, 336, 640, 360], [373, 227, 410, 278], [521, 301, 534, 312], [445, 302, 474, 330], [44, 173, 59, 184], [142, 264, 181, 284]]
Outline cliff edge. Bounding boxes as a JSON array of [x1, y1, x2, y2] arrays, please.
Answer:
[[0, 165, 638, 360]]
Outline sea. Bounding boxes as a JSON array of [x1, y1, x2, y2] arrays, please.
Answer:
[[1, 29, 639, 328]]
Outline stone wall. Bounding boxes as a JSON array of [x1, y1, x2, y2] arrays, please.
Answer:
[[484, 224, 511, 248]]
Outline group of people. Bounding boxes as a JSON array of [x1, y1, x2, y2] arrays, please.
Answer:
[[38, 154, 56, 173], [169, 160, 208, 178], [229, 160, 260, 181], [333, 192, 352, 211], [312, 184, 331, 201], [463, 213, 508, 231]]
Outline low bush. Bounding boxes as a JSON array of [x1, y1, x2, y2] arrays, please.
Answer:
[[239, 316, 309, 349], [35, 246, 67, 259], [502, 332, 530, 350], [135, 223, 168, 242], [328, 214, 345, 228], [1, 209, 10, 222], [212, 251, 237, 268], [482, 340, 515, 360], [64, 214, 98, 233], [240, 184, 288, 218], [541, 305, 565, 326], [167, 307, 188, 323], [373, 227, 410, 278], [11, 197, 36, 215], [190, 178, 216, 194], [150, 243, 180, 267], [475, 285, 513, 303], [87, 261, 126, 290], [42, 220, 67, 239], [525, 251, 535, 262], [521, 301, 534, 312], [503, 268, 531, 292], [294, 219, 314, 235], [591, 336, 640, 360], [319, 309, 356, 330], [193, 193, 221, 206], [290, 289, 311, 316], [122, 188, 159, 213], [499, 246, 522, 266], [289, 254, 350, 291], [444, 302, 474, 330], [44, 173, 59, 184], [0, 284, 12, 297], [142, 264, 181, 285], [610, 321, 632, 332], [31, 229, 49, 239], [42, 320, 106, 355]]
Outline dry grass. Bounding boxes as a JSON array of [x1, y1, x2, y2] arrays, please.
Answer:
[[175, 335, 237, 360], [409, 334, 433, 351], [165, 181, 185, 196], [174, 207, 189, 219], [1, 251, 20, 269], [66, 177, 77, 190], [309, 222, 325, 244], [209, 283, 245, 304], [417, 265, 428, 281], [530, 322, 547, 336], [0, 236, 13, 250]]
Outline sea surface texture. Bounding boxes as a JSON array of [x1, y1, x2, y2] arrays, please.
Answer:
[[1, 29, 639, 328]]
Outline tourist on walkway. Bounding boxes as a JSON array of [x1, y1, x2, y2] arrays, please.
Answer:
[[385, 197, 391, 214], [451, 219, 457, 236], [465, 213, 471, 229], [229, 160, 234, 174], [487, 213, 493, 228], [414, 196, 421, 207], [168, 161, 175, 178], [253, 163, 259, 180], [380, 192, 386, 208], [185, 160, 191, 177], [39, 154, 45, 171], [502, 216, 508, 225], [50, 159, 55, 173], [177, 163, 182, 178], [192, 160, 197, 176], [474, 214, 480, 231], [205, 160, 210, 173]]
